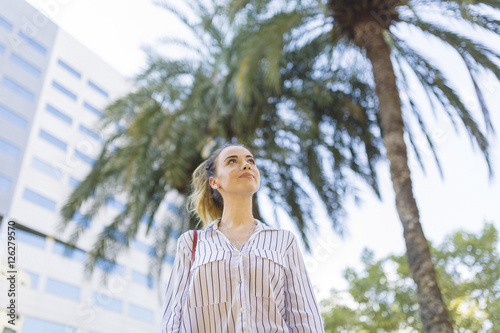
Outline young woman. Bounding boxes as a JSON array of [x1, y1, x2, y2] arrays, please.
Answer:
[[161, 144, 325, 332]]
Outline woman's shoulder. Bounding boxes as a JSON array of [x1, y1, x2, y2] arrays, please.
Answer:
[[175, 230, 198, 254]]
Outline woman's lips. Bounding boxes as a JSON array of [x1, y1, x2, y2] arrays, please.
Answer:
[[239, 172, 254, 178]]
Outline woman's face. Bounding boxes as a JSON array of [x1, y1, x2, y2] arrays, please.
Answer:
[[210, 146, 260, 197]]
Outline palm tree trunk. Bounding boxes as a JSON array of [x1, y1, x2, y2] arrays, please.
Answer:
[[354, 21, 454, 333]]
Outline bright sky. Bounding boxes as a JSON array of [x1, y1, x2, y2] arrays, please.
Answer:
[[27, 0, 500, 303]]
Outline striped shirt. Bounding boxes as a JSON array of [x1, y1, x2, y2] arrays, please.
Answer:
[[161, 219, 325, 333]]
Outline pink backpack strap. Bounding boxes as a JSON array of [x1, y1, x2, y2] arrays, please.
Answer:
[[191, 230, 198, 266], [189, 230, 198, 282]]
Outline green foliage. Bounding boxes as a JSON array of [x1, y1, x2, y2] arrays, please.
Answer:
[[59, 0, 384, 279], [322, 223, 500, 332], [228, 0, 499, 174]]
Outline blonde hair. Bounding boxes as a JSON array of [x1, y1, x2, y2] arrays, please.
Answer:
[[187, 143, 245, 228]]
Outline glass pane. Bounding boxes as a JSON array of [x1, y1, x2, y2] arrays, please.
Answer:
[[0, 103, 28, 129], [18, 31, 47, 55], [87, 80, 108, 98], [57, 59, 81, 79], [22, 316, 75, 333], [16, 229, 46, 249], [45, 104, 72, 125], [1, 76, 35, 102], [45, 278, 80, 301], [52, 81, 77, 101], [9, 53, 42, 77], [22, 188, 56, 212]]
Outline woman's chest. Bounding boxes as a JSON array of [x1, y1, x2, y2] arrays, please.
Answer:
[[188, 242, 288, 308]]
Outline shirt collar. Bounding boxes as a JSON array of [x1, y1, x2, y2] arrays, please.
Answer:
[[208, 218, 279, 231]]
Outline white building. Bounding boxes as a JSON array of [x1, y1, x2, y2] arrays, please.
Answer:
[[0, 1, 173, 332]]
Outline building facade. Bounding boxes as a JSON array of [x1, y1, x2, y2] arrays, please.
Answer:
[[0, 1, 173, 332]]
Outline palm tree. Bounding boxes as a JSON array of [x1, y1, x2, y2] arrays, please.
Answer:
[[60, 0, 382, 285], [226, 0, 499, 331]]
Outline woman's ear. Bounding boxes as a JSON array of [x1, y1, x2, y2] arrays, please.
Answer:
[[209, 177, 218, 189]]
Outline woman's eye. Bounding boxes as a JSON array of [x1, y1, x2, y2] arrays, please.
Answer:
[[249, 159, 256, 164], [229, 159, 237, 164]]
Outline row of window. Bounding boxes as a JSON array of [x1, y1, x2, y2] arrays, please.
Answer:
[[22, 302, 152, 333], [23, 268, 155, 322], [10, 52, 42, 77], [0, 13, 109, 98], [39, 125, 101, 149], [0, 14, 47, 54], [0, 131, 94, 163], [17, 228, 160, 287], [55, 59, 109, 98], [1, 75, 35, 101], [52, 71, 110, 101], [0, 101, 102, 143], [1, 71, 109, 105], [22, 316, 106, 333]]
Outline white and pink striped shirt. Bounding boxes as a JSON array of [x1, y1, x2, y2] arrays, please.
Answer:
[[161, 219, 325, 333]]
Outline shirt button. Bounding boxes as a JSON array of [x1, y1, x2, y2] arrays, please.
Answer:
[[238, 280, 242, 284], [240, 307, 244, 312]]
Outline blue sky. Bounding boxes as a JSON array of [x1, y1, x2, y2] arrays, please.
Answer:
[[27, 0, 500, 301]]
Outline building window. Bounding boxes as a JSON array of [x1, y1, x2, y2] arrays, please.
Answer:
[[26, 271, 39, 289], [53, 241, 86, 262], [130, 270, 154, 288], [18, 31, 47, 55], [79, 124, 102, 142], [52, 80, 77, 101], [127, 303, 154, 324], [96, 259, 126, 277], [9, 53, 42, 77], [92, 292, 123, 313], [87, 80, 109, 98], [39, 129, 68, 151], [31, 157, 62, 180], [1, 76, 35, 102], [0, 103, 28, 129], [0, 137, 20, 159], [45, 104, 72, 125], [0, 174, 11, 192], [83, 101, 103, 118], [133, 239, 155, 257], [22, 188, 57, 212], [74, 149, 95, 166], [71, 210, 91, 228], [22, 316, 76, 333], [0, 15, 13, 31], [57, 59, 81, 79], [16, 228, 46, 249], [45, 278, 81, 301], [68, 176, 80, 189]]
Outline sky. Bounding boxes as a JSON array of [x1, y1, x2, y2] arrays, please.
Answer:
[[26, 0, 500, 303]]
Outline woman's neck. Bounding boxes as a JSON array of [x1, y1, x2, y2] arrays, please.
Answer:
[[220, 195, 255, 228]]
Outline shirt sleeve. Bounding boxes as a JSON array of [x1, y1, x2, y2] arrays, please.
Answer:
[[160, 231, 193, 333], [283, 232, 325, 333]]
